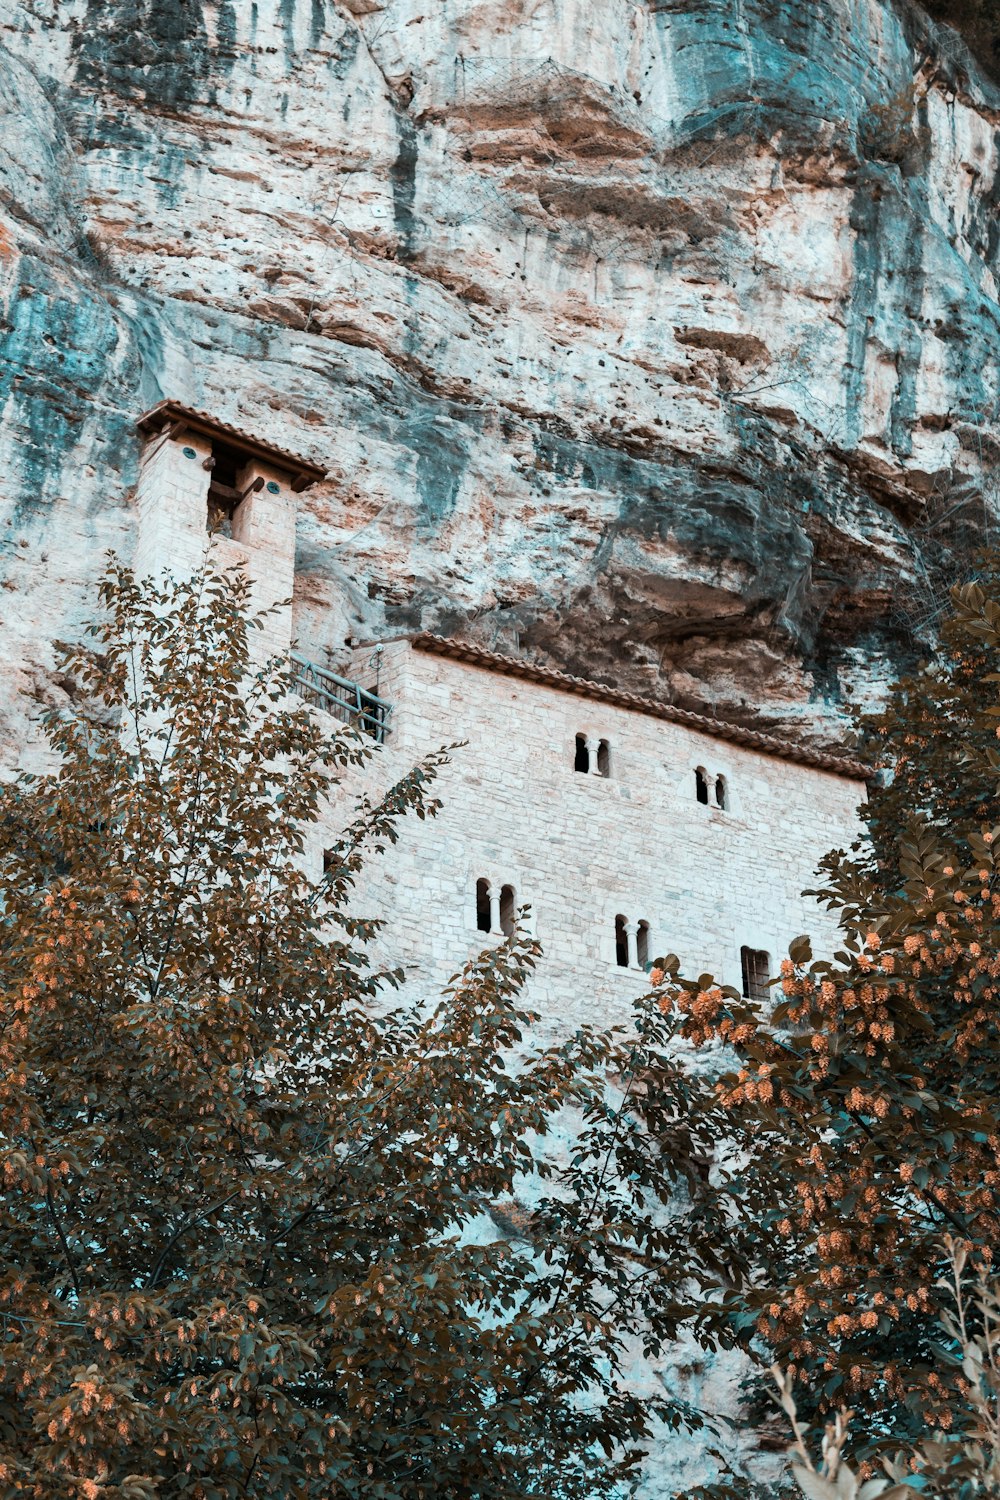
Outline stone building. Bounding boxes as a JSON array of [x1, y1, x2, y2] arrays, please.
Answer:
[[135, 405, 868, 1026]]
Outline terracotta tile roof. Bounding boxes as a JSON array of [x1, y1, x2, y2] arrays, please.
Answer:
[[136, 400, 327, 491], [410, 634, 869, 780]]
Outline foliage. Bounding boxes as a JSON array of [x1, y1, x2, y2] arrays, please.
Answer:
[[778, 1238, 1000, 1498], [0, 562, 734, 1498], [924, 1238, 1000, 1495], [772, 1365, 912, 1500], [639, 564, 1000, 1462], [859, 86, 930, 167], [835, 555, 1000, 897]]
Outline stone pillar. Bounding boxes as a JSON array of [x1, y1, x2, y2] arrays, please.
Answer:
[[229, 459, 295, 660], [489, 889, 502, 937], [587, 736, 601, 775], [134, 428, 213, 584], [625, 921, 638, 970]]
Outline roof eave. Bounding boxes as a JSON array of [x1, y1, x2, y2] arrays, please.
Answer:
[[136, 400, 327, 490], [409, 633, 869, 781]]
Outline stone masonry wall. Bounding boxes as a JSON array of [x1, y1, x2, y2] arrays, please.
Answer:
[[299, 640, 866, 1490], [310, 639, 866, 1033]]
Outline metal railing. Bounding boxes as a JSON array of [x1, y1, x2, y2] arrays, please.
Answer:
[[289, 653, 391, 743]]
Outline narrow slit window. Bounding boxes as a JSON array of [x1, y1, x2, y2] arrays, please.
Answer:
[[741, 946, 771, 1003], [715, 774, 727, 810], [476, 878, 492, 933], [615, 914, 629, 968], [323, 848, 335, 876], [499, 884, 516, 939], [574, 734, 590, 773], [636, 920, 650, 970], [695, 767, 709, 804], [597, 739, 611, 777]]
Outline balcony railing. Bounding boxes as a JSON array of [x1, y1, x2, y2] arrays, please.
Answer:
[[289, 653, 391, 743]]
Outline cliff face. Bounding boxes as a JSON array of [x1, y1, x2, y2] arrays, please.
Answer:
[[1, 0, 1000, 766]]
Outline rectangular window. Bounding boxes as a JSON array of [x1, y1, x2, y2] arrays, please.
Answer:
[[741, 946, 770, 1003]]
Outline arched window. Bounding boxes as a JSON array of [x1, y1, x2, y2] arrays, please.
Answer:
[[740, 946, 770, 1003], [597, 739, 611, 777], [615, 914, 629, 968], [695, 767, 709, 804], [636, 919, 650, 970], [499, 884, 516, 939], [715, 774, 727, 810], [476, 878, 492, 933], [574, 734, 589, 773]]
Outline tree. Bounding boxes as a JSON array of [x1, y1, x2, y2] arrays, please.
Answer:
[[0, 561, 730, 1499], [642, 566, 1000, 1468], [778, 1239, 1000, 1500]]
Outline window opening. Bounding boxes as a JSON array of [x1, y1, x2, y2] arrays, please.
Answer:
[[205, 442, 263, 537], [741, 946, 770, 1003], [323, 848, 335, 876], [615, 914, 629, 968], [574, 734, 590, 773], [695, 767, 709, 804], [499, 884, 516, 939], [361, 686, 387, 742], [211, 445, 238, 490], [636, 920, 650, 970], [205, 443, 240, 536], [597, 739, 611, 777], [476, 878, 492, 934], [715, 775, 727, 810]]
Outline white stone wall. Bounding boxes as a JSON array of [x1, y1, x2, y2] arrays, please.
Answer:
[[312, 640, 866, 1033], [134, 430, 217, 585]]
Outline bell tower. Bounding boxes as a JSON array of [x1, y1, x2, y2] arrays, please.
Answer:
[[133, 401, 326, 660]]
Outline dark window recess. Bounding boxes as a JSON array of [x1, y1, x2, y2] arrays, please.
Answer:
[[695, 767, 709, 804], [205, 441, 262, 536], [597, 739, 611, 777], [741, 946, 771, 1003], [615, 914, 629, 968], [323, 848, 336, 876], [205, 443, 239, 535], [636, 920, 650, 970], [476, 878, 492, 933], [574, 734, 589, 773], [363, 686, 387, 741], [715, 775, 728, 810], [499, 884, 516, 939]]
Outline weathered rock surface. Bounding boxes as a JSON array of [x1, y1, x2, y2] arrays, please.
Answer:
[[2, 0, 1000, 766]]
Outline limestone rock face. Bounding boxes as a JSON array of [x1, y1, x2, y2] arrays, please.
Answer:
[[1, 0, 999, 765]]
